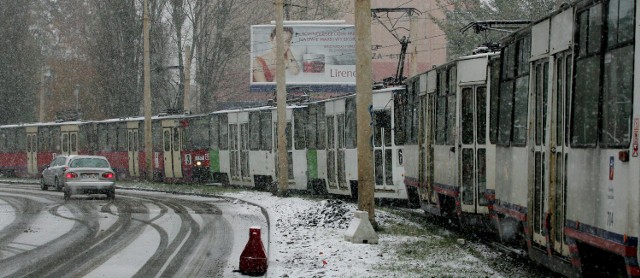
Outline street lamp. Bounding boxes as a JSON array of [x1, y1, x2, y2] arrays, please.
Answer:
[[74, 84, 80, 112]]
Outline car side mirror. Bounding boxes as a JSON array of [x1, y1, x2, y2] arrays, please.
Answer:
[[43, 164, 49, 169]]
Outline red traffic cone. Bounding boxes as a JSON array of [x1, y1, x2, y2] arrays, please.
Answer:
[[239, 226, 268, 276]]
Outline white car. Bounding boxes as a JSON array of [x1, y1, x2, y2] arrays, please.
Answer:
[[62, 155, 116, 200], [41, 155, 75, 191]]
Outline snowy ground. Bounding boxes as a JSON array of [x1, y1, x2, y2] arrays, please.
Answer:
[[2, 178, 557, 277], [216, 191, 556, 278]]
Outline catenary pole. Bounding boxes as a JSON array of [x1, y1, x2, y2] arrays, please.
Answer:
[[276, 0, 289, 195], [143, 0, 153, 181], [355, 0, 376, 226]]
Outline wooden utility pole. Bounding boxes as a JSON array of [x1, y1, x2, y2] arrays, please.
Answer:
[[183, 46, 191, 114], [276, 0, 289, 195], [143, 0, 153, 181], [355, 0, 376, 225]]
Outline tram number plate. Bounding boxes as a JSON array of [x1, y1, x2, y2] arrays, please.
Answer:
[[82, 174, 98, 179]]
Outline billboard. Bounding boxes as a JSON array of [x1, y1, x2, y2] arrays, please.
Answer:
[[250, 24, 356, 93]]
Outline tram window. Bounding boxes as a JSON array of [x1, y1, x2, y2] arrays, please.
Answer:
[[219, 114, 228, 150], [15, 129, 25, 151], [394, 89, 407, 145], [612, 0, 634, 44], [117, 124, 127, 151], [261, 112, 272, 150], [51, 128, 60, 152], [97, 124, 107, 151], [294, 109, 306, 150], [211, 115, 219, 150], [385, 149, 392, 185], [477, 149, 487, 206], [337, 114, 345, 148], [447, 94, 456, 145], [327, 116, 335, 148], [572, 56, 600, 147], [512, 76, 529, 145], [556, 57, 564, 147], [498, 81, 514, 145], [435, 96, 447, 144], [346, 98, 357, 148], [107, 124, 117, 151], [39, 127, 49, 152], [152, 121, 162, 151], [565, 55, 572, 147], [128, 132, 134, 151], [477, 87, 486, 145], [172, 128, 181, 151], [62, 133, 69, 153], [601, 46, 633, 147], [307, 106, 317, 149], [79, 125, 91, 152], [489, 59, 500, 144], [70, 133, 77, 152], [317, 105, 326, 149], [461, 88, 474, 145], [5, 129, 15, 151], [411, 86, 419, 144], [163, 130, 171, 152], [189, 118, 209, 149], [249, 112, 261, 150], [578, 5, 602, 58]]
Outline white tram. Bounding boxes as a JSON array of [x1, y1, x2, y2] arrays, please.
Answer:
[[491, 0, 639, 276], [405, 52, 499, 226], [208, 86, 411, 201]]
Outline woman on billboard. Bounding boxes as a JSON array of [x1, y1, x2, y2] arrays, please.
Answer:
[[253, 27, 300, 82]]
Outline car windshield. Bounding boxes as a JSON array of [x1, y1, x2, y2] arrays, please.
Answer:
[[69, 158, 110, 168]]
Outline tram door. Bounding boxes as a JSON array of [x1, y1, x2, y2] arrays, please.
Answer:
[[26, 127, 38, 175], [550, 53, 571, 255], [372, 110, 392, 189], [420, 93, 436, 203], [162, 122, 183, 179], [60, 125, 78, 156], [530, 60, 549, 247], [459, 86, 489, 214], [127, 122, 140, 177], [230, 117, 250, 183]]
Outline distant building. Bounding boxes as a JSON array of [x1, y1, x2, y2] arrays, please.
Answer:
[[339, 0, 447, 82]]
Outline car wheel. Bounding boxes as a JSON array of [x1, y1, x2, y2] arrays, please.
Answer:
[[55, 178, 63, 191], [40, 178, 48, 191]]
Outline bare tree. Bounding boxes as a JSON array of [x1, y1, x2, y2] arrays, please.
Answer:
[[0, 0, 41, 124], [87, 0, 141, 118]]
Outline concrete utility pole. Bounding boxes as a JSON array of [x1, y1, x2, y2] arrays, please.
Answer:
[[409, 14, 418, 77], [183, 46, 191, 114], [143, 0, 153, 181], [355, 0, 376, 226], [276, 0, 289, 195]]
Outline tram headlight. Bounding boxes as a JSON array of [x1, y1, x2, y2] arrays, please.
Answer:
[[196, 161, 202, 166]]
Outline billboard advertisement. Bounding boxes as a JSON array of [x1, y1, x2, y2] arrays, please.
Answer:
[[250, 24, 356, 93]]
